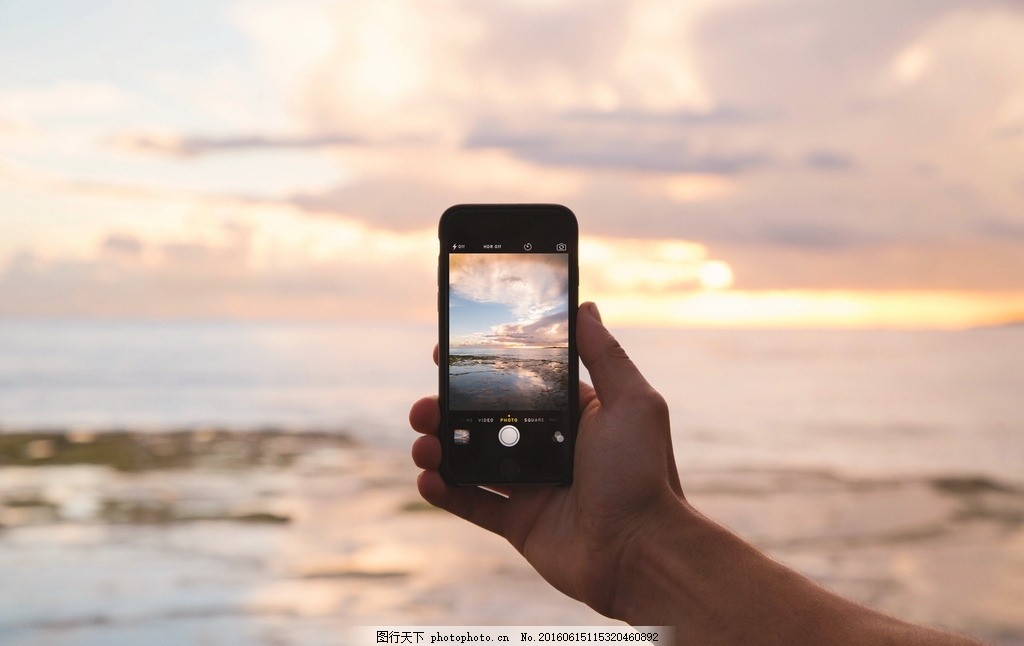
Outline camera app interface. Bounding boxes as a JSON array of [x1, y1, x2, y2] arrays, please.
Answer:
[[447, 246, 571, 476]]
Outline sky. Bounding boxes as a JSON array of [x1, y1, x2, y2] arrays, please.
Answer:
[[2, 0, 1023, 327], [449, 253, 569, 348]]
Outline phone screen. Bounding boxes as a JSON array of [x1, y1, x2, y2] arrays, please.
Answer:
[[438, 204, 578, 485]]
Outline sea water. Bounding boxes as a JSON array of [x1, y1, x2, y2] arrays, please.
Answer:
[[1, 319, 1023, 644], [0, 319, 436, 437], [0, 319, 1021, 483]]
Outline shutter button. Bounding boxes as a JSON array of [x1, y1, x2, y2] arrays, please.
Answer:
[[498, 425, 520, 447]]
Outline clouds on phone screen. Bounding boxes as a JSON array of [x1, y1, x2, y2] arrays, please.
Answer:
[[450, 254, 568, 348]]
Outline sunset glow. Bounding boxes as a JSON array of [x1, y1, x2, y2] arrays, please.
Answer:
[[591, 289, 1024, 329], [1, 2, 1022, 328], [698, 261, 734, 291]]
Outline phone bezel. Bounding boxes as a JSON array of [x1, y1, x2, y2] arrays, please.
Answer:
[[438, 204, 579, 486]]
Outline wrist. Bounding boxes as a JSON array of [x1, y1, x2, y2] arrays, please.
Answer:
[[608, 496, 855, 643], [607, 493, 700, 625]]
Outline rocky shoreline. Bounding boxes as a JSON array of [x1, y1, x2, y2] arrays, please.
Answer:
[[448, 354, 569, 410], [0, 431, 1022, 644], [0, 428, 354, 471]]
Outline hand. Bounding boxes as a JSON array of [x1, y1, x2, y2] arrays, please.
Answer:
[[410, 301, 687, 616], [411, 302, 984, 645]]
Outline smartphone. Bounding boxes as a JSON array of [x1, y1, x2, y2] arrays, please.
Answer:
[[438, 204, 579, 485]]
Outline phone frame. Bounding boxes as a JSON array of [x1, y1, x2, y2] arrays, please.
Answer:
[[438, 204, 579, 486]]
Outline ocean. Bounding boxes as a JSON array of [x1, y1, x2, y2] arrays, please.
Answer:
[[1, 319, 1021, 483], [2, 319, 1023, 644], [0, 319, 435, 440]]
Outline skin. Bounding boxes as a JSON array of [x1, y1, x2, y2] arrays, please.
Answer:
[[410, 302, 984, 645]]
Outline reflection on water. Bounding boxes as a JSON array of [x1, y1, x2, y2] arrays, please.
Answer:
[[448, 351, 569, 410]]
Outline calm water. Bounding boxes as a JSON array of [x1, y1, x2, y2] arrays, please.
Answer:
[[450, 347, 567, 359], [0, 320, 436, 443], [449, 346, 570, 410], [1, 320, 1021, 482]]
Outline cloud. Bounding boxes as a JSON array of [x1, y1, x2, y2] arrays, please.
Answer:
[[97, 0, 1024, 257], [693, 0, 965, 110], [465, 115, 773, 174], [4, 0, 1024, 323], [579, 237, 712, 295], [281, 144, 589, 231], [107, 131, 368, 158], [559, 106, 765, 126], [672, 1, 1024, 245], [802, 150, 858, 171], [101, 234, 144, 256], [0, 213, 437, 320], [450, 253, 569, 322], [714, 237, 1024, 290], [236, 0, 718, 136], [252, 0, 1022, 268], [972, 217, 1024, 241], [488, 311, 569, 347], [286, 177, 459, 230], [461, 106, 773, 176], [0, 82, 133, 124]]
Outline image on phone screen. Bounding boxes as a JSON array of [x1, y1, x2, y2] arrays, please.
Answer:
[[449, 252, 570, 410]]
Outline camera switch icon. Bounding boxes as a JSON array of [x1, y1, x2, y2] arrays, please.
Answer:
[[556, 243, 567, 252]]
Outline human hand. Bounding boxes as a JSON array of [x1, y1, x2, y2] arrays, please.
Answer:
[[409, 301, 687, 617], [412, 303, 988, 645]]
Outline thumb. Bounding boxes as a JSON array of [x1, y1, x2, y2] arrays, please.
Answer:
[[577, 302, 651, 408]]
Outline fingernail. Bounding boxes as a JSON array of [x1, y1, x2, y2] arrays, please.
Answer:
[[584, 301, 602, 323]]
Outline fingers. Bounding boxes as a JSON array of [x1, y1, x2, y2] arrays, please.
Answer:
[[577, 301, 652, 408], [417, 471, 509, 536], [411, 434, 441, 469], [409, 395, 440, 436], [415, 342, 513, 539], [412, 405, 514, 537]]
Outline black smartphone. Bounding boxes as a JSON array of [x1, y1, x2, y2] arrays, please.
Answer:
[[438, 204, 579, 486]]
